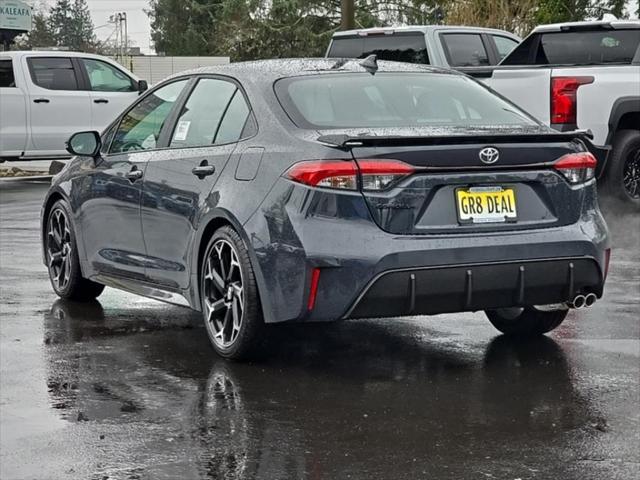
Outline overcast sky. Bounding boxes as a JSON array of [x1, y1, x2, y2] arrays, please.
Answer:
[[33, 0, 640, 56]]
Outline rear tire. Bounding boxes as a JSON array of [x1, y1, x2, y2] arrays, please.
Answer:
[[200, 226, 264, 360], [485, 307, 568, 337], [45, 200, 105, 301], [602, 129, 640, 206]]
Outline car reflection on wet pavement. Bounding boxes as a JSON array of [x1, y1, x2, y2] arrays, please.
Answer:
[[1, 181, 639, 480]]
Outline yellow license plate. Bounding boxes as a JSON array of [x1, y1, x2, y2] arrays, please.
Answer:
[[456, 186, 517, 224]]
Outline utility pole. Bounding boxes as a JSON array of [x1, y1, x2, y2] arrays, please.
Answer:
[[110, 12, 128, 59], [340, 0, 355, 30]]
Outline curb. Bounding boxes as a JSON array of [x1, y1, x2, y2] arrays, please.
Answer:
[[0, 175, 53, 182]]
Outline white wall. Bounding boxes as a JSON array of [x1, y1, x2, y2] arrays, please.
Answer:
[[115, 56, 230, 84]]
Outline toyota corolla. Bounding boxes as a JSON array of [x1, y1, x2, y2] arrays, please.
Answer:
[[41, 59, 610, 359]]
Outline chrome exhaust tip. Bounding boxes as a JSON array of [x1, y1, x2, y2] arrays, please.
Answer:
[[572, 295, 586, 309], [585, 293, 597, 307]]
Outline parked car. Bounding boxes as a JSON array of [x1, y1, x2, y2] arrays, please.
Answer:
[[326, 25, 521, 67], [0, 51, 147, 162], [473, 20, 640, 205], [41, 59, 610, 360]]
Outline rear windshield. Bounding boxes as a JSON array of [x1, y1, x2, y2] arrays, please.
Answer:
[[502, 29, 640, 65], [327, 33, 430, 64], [275, 73, 537, 129]]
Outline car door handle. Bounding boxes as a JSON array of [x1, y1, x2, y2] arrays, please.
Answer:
[[94, 99, 109, 104], [192, 163, 215, 179], [33, 98, 50, 104], [126, 168, 143, 182]]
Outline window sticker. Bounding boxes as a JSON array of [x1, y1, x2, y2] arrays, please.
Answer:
[[174, 120, 191, 141]]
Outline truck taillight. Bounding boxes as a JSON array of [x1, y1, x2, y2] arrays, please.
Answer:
[[285, 159, 415, 191], [550, 76, 593, 125], [554, 152, 597, 184]]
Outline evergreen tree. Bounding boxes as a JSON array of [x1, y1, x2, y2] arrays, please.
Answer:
[[48, 0, 97, 51], [15, 10, 55, 49]]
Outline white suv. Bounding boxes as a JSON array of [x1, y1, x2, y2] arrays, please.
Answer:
[[0, 51, 147, 161]]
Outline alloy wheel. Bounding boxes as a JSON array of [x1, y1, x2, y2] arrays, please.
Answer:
[[623, 148, 640, 199], [47, 208, 73, 291], [203, 239, 244, 348]]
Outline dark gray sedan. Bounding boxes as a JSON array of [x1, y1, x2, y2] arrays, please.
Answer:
[[41, 58, 611, 359]]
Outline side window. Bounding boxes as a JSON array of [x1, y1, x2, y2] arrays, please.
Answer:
[[110, 79, 188, 154], [169, 78, 237, 148], [441, 34, 490, 67], [215, 90, 253, 144], [0, 59, 16, 88], [82, 58, 135, 92], [492, 35, 519, 61], [101, 122, 118, 154], [29, 57, 79, 90]]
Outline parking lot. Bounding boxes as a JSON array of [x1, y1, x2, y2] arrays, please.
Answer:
[[0, 179, 637, 479]]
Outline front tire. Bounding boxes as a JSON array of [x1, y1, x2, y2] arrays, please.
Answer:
[[485, 307, 568, 337], [200, 226, 264, 360], [45, 200, 104, 301], [602, 129, 640, 206]]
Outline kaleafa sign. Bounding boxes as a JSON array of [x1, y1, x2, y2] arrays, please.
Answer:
[[0, 1, 32, 32]]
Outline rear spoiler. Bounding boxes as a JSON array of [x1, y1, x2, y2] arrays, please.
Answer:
[[317, 130, 610, 177]]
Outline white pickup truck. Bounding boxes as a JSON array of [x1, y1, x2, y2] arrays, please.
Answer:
[[327, 25, 521, 68], [0, 51, 147, 162], [468, 21, 640, 204]]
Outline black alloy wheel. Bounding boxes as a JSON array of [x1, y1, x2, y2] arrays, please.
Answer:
[[47, 207, 73, 292], [200, 226, 263, 359], [45, 201, 104, 301], [623, 147, 640, 200], [203, 238, 245, 348]]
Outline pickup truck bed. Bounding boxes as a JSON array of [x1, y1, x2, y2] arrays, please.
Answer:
[[467, 21, 640, 204]]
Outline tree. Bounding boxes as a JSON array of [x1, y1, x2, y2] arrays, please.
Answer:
[[535, 0, 627, 25], [148, 0, 637, 61], [148, 0, 442, 60], [15, 9, 55, 49], [48, 0, 97, 51], [148, 0, 223, 56]]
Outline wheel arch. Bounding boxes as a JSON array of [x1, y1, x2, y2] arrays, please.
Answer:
[[192, 209, 275, 324], [607, 97, 640, 145]]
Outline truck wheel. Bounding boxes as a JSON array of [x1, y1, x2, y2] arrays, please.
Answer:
[[45, 201, 105, 301], [603, 129, 640, 206], [485, 307, 568, 337]]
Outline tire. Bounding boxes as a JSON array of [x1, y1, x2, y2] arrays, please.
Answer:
[[45, 200, 105, 301], [485, 307, 568, 337], [602, 129, 640, 206], [200, 226, 264, 360]]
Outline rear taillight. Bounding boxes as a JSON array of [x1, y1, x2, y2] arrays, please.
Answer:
[[285, 159, 415, 191], [550, 76, 593, 125], [554, 152, 597, 184]]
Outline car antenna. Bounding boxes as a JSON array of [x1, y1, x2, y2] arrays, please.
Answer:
[[359, 54, 378, 75]]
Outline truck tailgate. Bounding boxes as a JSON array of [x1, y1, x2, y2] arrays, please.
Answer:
[[481, 69, 552, 125]]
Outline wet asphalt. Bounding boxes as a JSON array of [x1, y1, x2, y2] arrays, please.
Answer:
[[0, 181, 638, 480]]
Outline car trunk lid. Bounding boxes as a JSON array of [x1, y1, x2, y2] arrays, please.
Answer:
[[317, 127, 594, 235]]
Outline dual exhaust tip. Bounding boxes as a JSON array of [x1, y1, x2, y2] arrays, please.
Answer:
[[570, 293, 597, 309]]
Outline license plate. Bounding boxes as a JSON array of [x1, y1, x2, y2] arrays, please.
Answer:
[[456, 186, 517, 224]]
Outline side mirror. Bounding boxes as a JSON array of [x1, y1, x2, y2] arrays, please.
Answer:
[[138, 80, 149, 94], [66, 131, 102, 158]]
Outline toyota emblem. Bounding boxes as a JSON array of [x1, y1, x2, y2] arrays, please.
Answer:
[[479, 147, 500, 164]]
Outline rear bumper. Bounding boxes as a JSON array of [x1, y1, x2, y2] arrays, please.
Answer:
[[345, 256, 602, 319], [246, 181, 610, 324]]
